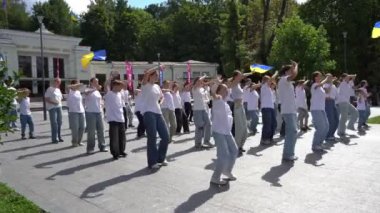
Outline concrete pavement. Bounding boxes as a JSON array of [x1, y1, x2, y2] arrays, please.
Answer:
[[1, 108, 380, 212]]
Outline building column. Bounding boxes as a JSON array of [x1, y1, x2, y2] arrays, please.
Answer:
[[31, 55, 38, 94], [48, 57, 53, 79]]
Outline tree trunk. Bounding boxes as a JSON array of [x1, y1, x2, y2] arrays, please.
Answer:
[[266, 0, 288, 59], [260, 0, 270, 64]]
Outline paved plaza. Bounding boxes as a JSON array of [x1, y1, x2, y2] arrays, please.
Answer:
[[1, 107, 380, 213]]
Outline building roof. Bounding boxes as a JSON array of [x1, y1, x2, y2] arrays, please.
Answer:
[[91, 60, 218, 66], [0, 28, 83, 44]]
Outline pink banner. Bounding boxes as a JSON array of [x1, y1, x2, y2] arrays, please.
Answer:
[[125, 61, 133, 90], [186, 62, 191, 83]]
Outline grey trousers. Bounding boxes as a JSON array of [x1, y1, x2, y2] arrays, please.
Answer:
[[68, 112, 85, 145], [162, 108, 177, 142], [234, 104, 248, 149], [85, 112, 106, 151], [193, 110, 211, 146], [297, 107, 309, 128], [338, 102, 358, 134], [125, 103, 134, 126]]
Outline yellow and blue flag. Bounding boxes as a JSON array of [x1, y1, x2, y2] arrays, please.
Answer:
[[250, 64, 273, 74], [372, 22, 380, 38], [81, 50, 107, 70]]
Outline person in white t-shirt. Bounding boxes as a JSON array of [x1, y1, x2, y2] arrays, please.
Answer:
[[324, 73, 339, 141], [161, 80, 177, 143], [123, 83, 134, 128], [357, 80, 371, 131], [295, 80, 309, 132], [17, 88, 35, 140], [337, 73, 358, 136], [358, 80, 371, 129], [141, 66, 169, 169], [181, 81, 193, 122], [243, 78, 252, 118], [172, 82, 189, 134], [310, 71, 332, 152], [192, 75, 213, 148], [44, 78, 63, 144], [104, 80, 127, 160], [210, 83, 238, 185], [260, 73, 278, 145], [278, 61, 298, 162], [67, 80, 85, 147], [84, 77, 107, 154], [246, 82, 261, 135], [134, 85, 145, 138]]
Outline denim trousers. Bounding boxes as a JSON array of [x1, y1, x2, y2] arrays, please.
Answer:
[[135, 111, 146, 137], [338, 102, 358, 134], [20, 114, 34, 137], [325, 99, 339, 138], [358, 110, 367, 129], [234, 104, 248, 148], [85, 112, 106, 151], [193, 110, 211, 146], [311, 110, 329, 148], [162, 108, 177, 142], [143, 112, 169, 167], [365, 104, 371, 123], [261, 108, 276, 141], [211, 132, 238, 181], [282, 113, 297, 159], [247, 110, 259, 133], [48, 107, 62, 142], [69, 112, 85, 145], [108, 121, 126, 157]]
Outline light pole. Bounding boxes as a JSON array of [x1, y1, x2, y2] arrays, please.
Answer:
[[157, 53, 162, 86], [37, 15, 47, 121], [343, 31, 348, 73]]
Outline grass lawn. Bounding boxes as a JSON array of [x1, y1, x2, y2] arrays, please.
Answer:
[[0, 182, 43, 213], [368, 116, 380, 124]]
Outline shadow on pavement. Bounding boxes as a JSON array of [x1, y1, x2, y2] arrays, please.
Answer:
[[174, 184, 230, 213], [35, 153, 88, 168], [204, 159, 217, 170], [0, 142, 52, 153], [17, 146, 75, 160], [46, 158, 113, 180], [80, 168, 154, 198], [247, 144, 274, 157], [131, 146, 147, 153], [262, 163, 294, 187], [167, 146, 198, 162], [304, 152, 327, 167]]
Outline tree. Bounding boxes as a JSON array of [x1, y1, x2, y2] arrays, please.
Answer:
[[0, 0, 32, 31], [269, 16, 336, 78]]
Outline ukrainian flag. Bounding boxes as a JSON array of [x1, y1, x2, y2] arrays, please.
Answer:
[[81, 50, 107, 70], [372, 21, 380, 38], [250, 64, 273, 74]]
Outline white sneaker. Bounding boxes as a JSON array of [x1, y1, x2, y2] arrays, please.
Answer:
[[223, 173, 237, 181], [159, 160, 168, 166], [210, 179, 228, 185], [203, 142, 214, 147], [150, 163, 161, 169]]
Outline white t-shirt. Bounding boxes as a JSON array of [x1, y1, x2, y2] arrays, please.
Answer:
[[231, 84, 244, 100], [212, 99, 233, 135], [85, 89, 102, 113], [324, 83, 338, 100], [226, 88, 233, 102], [181, 91, 192, 103], [9, 87, 18, 109], [123, 90, 131, 105], [104, 91, 124, 123], [19, 97, 31, 115], [278, 76, 296, 114], [247, 89, 259, 110], [310, 83, 326, 111], [243, 86, 250, 103], [44, 87, 63, 110], [161, 91, 175, 111], [295, 86, 307, 109], [134, 94, 142, 112], [173, 91, 182, 109], [141, 83, 162, 114], [337, 81, 353, 103], [67, 90, 85, 113], [260, 83, 274, 109], [357, 96, 366, 110], [192, 87, 208, 111]]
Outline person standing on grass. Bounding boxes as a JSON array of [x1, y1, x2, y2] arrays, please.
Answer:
[[210, 83, 238, 185], [67, 80, 86, 147], [84, 77, 108, 154], [295, 80, 309, 132], [104, 80, 127, 160], [17, 88, 35, 140], [278, 61, 299, 162], [324, 74, 339, 142], [45, 78, 63, 144], [141, 66, 169, 169]]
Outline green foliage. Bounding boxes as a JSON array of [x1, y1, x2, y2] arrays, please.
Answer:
[[269, 16, 336, 77], [0, 0, 32, 31], [0, 182, 42, 212], [368, 116, 380, 124]]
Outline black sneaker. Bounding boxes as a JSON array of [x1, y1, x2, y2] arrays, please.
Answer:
[[59, 138, 64, 142], [29, 136, 36, 139], [21, 136, 27, 140], [120, 152, 127, 157]]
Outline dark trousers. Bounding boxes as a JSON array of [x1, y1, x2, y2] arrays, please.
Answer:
[[184, 102, 193, 122], [175, 108, 189, 133], [123, 107, 128, 129], [135, 111, 146, 137], [227, 101, 235, 137], [108, 121, 126, 157], [278, 104, 285, 136], [261, 108, 276, 141]]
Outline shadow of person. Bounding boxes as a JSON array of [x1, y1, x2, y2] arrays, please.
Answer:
[[261, 163, 294, 187], [304, 152, 327, 167], [358, 130, 366, 136], [174, 184, 230, 213], [80, 167, 155, 198], [166, 146, 197, 162], [35, 153, 88, 168], [17, 146, 75, 160], [131, 146, 147, 153], [204, 159, 217, 171], [0, 142, 52, 153], [247, 144, 274, 157]]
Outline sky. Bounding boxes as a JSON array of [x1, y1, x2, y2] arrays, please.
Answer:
[[27, 0, 308, 15]]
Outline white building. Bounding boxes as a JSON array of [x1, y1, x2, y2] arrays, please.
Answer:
[[0, 27, 218, 95]]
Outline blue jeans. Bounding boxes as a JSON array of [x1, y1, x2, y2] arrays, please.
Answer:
[[261, 108, 276, 141], [193, 110, 211, 146], [20, 114, 34, 137], [311, 110, 329, 148], [358, 110, 367, 129], [247, 110, 259, 133], [69, 112, 85, 145], [211, 132, 238, 181], [143, 112, 169, 167], [365, 104, 371, 123], [282, 113, 297, 159], [86, 112, 106, 151], [49, 107, 62, 143], [325, 99, 339, 139]]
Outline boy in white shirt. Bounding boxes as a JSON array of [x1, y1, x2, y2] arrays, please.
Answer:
[[104, 80, 127, 160], [295, 80, 309, 132], [18, 88, 35, 140]]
